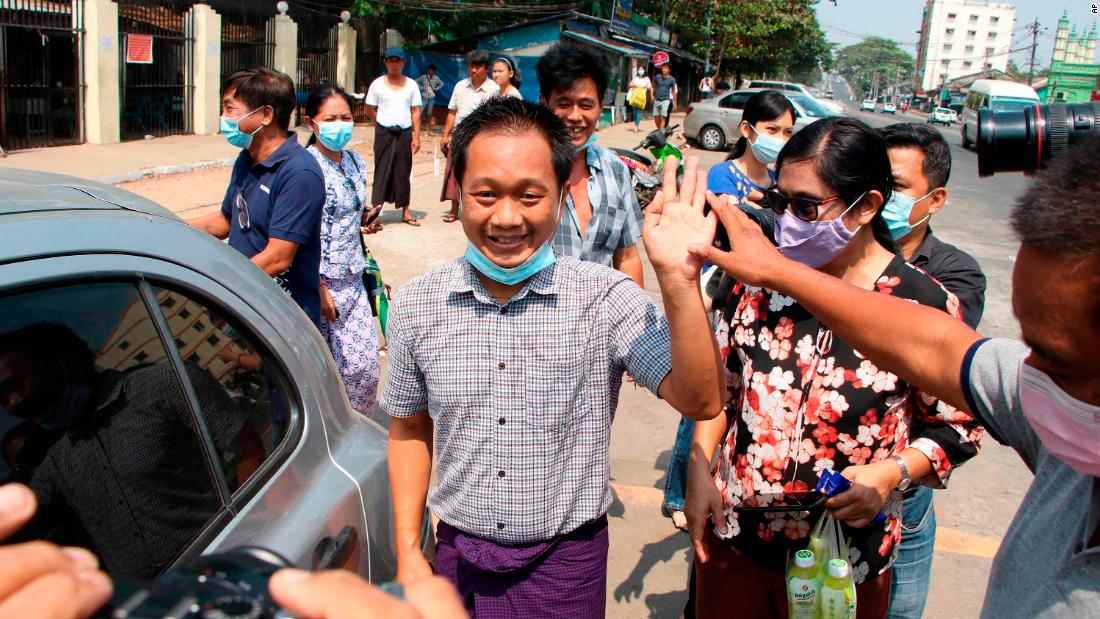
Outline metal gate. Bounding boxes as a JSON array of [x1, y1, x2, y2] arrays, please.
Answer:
[[292, 8, 337, 123], [117, 0, 193, 141], [214, 0, 274, 84], [0, 0, 84, 151]]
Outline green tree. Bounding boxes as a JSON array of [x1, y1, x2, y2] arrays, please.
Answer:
[[834, 37, 913, 98]]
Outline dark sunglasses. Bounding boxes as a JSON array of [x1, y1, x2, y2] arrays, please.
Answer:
[[235, 191, 250, 230], [761, 189, 842, 223]]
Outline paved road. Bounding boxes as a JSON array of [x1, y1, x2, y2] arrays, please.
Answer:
[[119, 103, 1035, 618]]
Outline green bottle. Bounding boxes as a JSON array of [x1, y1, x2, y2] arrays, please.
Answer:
[[786, 549, 819, 619], [819, 559, 856, 619]]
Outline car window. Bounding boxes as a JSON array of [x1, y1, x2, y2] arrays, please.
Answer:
[[720, 93, 750, 109], [148, 285, 292, 496], [0, 282, 229, 579]]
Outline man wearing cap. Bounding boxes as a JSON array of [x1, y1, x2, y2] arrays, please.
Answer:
[[366, 47, 423, 226], [440, 49, 499, 223]]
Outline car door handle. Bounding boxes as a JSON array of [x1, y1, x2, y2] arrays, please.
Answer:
[[313, 525, 358, 570]]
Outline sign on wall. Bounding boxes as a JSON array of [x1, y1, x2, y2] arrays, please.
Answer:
[[126, 34, 154, 64]]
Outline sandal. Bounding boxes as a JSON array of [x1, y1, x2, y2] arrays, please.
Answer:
[[402, 217, 421, 226], [441, 214, 458, 223]]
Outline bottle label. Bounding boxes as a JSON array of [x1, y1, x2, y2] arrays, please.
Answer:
[[820, 585, 856, 619], [787, 577, 818, 618]]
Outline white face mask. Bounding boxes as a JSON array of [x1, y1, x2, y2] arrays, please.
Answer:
[[1020, 361, 1100, 477]]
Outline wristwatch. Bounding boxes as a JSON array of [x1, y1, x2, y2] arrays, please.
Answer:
[[892, 455, 912, 492]]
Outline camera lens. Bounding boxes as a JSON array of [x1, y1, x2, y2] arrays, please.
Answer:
[[977, 102, 1100, 176]]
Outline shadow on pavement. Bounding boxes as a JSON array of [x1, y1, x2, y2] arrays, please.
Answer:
[[612, 533, 690, 605]]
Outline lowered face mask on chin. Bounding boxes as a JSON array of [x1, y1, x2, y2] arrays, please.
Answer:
[[463, 188, 565, 285]]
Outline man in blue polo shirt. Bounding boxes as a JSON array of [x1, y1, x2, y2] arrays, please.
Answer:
[[189, 67, 325, 326]]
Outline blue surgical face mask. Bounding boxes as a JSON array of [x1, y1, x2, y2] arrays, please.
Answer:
[[462, 188, 565, 285], [220, 107, 265, 149], [748, 124, 785, 165], [40, 384, 92, 430], [882, 189, 935, 240], [576, 133, 597, 153], [314, 120, 354, 151]]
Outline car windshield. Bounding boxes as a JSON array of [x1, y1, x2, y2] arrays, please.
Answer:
[[990, 97, 1038, 112], [791, 95, 831, 117], [936, 108, 951, 114]]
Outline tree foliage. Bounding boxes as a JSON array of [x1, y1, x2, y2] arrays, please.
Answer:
[[834, 36, 913, 97]]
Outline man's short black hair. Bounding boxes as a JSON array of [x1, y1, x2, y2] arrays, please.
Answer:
[[879, 123, 952, 188], [466, 49, 491, 68], [450, 96, 573, 192], [535, 42, 610, 102], [221, 66, 296, 131], [427, 64, 437, 71], [1012, 134, 1100, 259]]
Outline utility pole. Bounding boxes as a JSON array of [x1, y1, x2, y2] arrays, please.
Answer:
[[1026, 18, 1040, 85], [660, 0, 669, 30]]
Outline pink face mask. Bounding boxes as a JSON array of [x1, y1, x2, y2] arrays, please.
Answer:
[[1019, 360, 1100, 478]]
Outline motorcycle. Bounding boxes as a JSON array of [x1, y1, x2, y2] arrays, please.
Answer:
[[610, 124, 684, 209]]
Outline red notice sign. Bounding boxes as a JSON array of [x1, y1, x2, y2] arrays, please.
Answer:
[[126, 34, 153, 64]]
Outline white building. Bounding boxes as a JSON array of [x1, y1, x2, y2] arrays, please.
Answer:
[[914, 0, 1016, 93]]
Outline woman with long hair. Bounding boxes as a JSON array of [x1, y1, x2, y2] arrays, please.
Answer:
[[686, 117, 982, 618], [491, 56, 523, 98], [303, 85, 381, 415]]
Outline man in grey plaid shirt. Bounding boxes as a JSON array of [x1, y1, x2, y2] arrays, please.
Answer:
[[537, 43, 646, 286], [380, 96, 724, 617]]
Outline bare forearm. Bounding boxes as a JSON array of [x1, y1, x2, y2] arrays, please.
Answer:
[[250, 248, 293, 277], [389, 414, 433, 558], [442, 112, 456, 139], [763, 260, 979, 411], [613, 247, 644, 286], [365, 105, 377, 125], [690, 413, 728, 469], [189, 212, 230, 239], [658, 277, 724, 420], [411, 107, 421, 138]]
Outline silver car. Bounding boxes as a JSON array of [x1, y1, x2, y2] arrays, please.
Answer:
[[683, 89, 835, 151], [0, 169, 413, 585]]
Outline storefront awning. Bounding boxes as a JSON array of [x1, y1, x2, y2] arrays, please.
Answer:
[[562, 30, 649, 59], [608, 31, 704, 64]]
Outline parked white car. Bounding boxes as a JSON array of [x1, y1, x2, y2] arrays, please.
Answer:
[[861, 99, 876, 112], [882, 102, 897, 114]]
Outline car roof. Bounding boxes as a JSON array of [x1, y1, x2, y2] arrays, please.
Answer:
[[0, 168, 179, 220]]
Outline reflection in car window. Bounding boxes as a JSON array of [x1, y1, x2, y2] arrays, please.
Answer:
[[148, 285, 290, 493], [0, 282, 229, 578]]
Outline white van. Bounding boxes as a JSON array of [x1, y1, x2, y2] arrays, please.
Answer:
[[960, 79, 1039, 148]]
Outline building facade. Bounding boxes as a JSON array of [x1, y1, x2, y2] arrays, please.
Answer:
[[914, 0, 1016, 94], [1037, 11, 1099, 103]]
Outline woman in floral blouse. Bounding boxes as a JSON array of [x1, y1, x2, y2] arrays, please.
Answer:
[[304, 86, 382, 415], [686, 117, 982, 618]]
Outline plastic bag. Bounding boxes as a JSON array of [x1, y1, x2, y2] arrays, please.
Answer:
[[628, 86, 648, 109], [808, 512, 857, 619]]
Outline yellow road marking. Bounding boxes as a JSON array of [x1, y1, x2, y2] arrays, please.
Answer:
[[608, 482, 1002, 559]]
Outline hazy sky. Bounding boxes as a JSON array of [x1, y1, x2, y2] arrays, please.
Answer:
[[814, 0, 1100, 69]]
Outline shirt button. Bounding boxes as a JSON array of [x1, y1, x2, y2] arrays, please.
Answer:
[[498, 470, 505, 478], [497, 522, 505, 530], [498, 417, 506, 425], [500, 306, 509, 315], [498, 362, 506, 370]]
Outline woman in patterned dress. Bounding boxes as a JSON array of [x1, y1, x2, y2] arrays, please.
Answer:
[[303, 86, 381, 415], [686, 117, 983, 618]]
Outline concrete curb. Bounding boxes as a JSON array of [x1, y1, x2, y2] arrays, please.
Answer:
[[94, 137, 370, 185]]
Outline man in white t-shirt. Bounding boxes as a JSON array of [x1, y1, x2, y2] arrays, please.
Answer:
[[439, 49, 498, 223], [366, 47, 423, 226]]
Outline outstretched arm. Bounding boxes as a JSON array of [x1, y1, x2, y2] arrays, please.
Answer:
[[690, 197, 981, 412]]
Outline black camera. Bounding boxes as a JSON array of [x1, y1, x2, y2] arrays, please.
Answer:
[[977, 101, 1100, 176], [99, 547, 291, 619]]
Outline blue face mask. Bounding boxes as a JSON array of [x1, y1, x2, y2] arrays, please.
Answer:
[[314, 120, 354, 151], [575, 133, 597, 153], [882, 189, 935, 240], [748, 124, 785, 165], [220, 107, 265, 149], [462, 188, 564, 285], [40, 384, 92, 430]]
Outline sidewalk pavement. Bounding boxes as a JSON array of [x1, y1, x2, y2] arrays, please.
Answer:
[[0, 114, 692, 187]]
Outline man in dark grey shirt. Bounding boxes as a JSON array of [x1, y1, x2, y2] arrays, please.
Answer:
[[652, 63, 677, 129], [880, 123, 987, 619], [698, 133, 1100, 618]]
